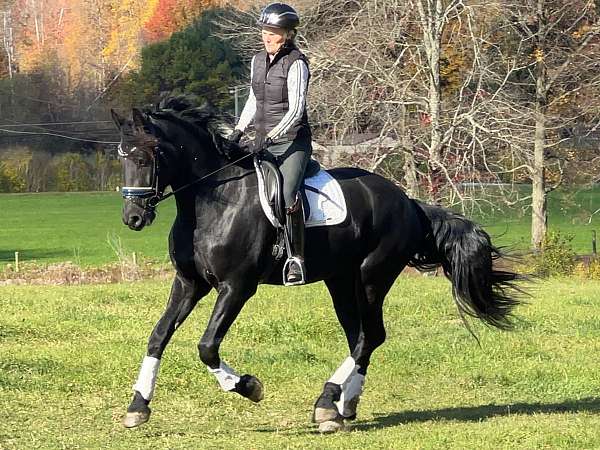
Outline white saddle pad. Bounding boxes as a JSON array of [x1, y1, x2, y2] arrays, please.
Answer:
[[255, 161, 347, 228]]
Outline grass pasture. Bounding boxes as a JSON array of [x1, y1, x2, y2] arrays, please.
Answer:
[[2, 277, 600, 449], [1, 186, 599, 268], [0, 192, 176, 267]]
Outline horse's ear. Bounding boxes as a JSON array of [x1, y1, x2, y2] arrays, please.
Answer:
[[132, 108, 151, 130], [111, 109, 125, 130]]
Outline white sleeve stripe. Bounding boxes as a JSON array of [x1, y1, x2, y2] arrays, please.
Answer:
[[267, 59, 307, 140], [269, 60, 304, 137], [287, 60, 304, 131], [268, 70, 298, 137], [236, 56, 257, 132], [268, 64, 301, 137]]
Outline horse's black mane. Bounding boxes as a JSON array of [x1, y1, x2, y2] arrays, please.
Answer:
[[147, 95, 245, 159]]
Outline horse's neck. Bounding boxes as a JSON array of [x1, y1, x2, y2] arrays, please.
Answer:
[[167, 133, 221, 185], [172, 156, 257, 221]]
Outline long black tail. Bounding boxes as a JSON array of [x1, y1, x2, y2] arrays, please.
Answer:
[[409, 200, 523, 330]]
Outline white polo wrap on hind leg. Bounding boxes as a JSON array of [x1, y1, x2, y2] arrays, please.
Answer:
[[133, 356, 161, 401], [208, 361, 240, 391], [328, 356, 366, 417]]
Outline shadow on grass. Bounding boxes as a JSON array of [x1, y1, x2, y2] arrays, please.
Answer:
[[0, 249, 71, 263], [253, 398, 600, 435], [352, 397, 600, 431]]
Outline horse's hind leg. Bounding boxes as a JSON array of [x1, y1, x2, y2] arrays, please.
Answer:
[[123, 274, 211, 428], [314, 264, 399, 432], [314, 273, 361, 428]]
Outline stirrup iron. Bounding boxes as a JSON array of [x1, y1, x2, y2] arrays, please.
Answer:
[[283, 256, 306, 286]]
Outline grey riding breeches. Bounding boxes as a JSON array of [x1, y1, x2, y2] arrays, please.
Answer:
[[267, 136, 312, 209]]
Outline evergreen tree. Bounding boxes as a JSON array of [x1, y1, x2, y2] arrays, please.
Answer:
[[118, 8, 244, 111]]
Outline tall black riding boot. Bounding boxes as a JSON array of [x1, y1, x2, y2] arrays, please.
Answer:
[[284, 198, 306, 285]]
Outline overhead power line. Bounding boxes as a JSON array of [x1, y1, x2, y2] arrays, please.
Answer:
[[0, 127, 119, 144], [0, 120, 113, 127]]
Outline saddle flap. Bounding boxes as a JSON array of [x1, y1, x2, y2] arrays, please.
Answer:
[[257, 158, 285, 224]]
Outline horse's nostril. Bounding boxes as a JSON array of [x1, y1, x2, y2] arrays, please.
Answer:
[[128, 215, 143, 228]]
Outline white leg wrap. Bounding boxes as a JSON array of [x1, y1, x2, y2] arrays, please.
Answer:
[[328, 356, 365, 417], [208, 361, 240, 391], [132, 356, 161, 401], [328, 356, 357, 385], [335, 372, 365, 417]]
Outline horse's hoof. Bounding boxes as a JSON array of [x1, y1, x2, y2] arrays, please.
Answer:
[[318, 418, 345, 434], [122, 410, 151, 428], [313, 407, 339, 424], [234, 374, 264, 403]]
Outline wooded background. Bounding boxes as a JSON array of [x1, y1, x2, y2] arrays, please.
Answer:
[[0, 0, 598, 250]]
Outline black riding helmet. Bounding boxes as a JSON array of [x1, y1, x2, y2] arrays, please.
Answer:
[[257, 3, 300, 30]]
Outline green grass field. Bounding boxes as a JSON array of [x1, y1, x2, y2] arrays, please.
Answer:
[[1, 277, 600, 449], [476, 185, 600, 254], [0, 192, 176, 267], [1, 186, 599, 267]]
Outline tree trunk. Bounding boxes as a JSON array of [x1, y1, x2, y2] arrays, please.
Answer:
[[531, 0, 547, 251], [399, 105, 419, 198], [531, 103, 547, 251], [417, 0, 444, 201], [403, 150, 419, 199]]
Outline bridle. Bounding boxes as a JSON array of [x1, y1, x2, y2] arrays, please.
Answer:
[[119, 143, 163, 209], [119, 141, 254, 210]]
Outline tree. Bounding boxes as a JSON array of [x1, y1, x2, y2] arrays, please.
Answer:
[[295, 0, 522, 206], [127, 9, 244, 109], [478, 0, 600, 250]]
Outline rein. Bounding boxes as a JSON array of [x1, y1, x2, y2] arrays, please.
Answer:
[[122, 150, 255, 208], [155, 151, 255, 205]]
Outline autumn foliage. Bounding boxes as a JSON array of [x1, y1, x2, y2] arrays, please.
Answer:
[[3, 0, 223, 93], [143, 0, 219, 42]]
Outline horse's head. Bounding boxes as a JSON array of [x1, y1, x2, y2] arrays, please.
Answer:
[[111, 97, 246, 231], [111, 108, 166, 231]]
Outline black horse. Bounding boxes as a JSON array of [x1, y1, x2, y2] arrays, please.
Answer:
[[111, 97, 522, 433]]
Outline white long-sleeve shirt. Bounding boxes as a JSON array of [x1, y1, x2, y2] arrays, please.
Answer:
[[235, 55, 309, 142]]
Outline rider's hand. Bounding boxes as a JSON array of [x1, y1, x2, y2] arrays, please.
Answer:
[[228, 129, 243, 144], [249, 137, 272, 154], [248, 140, 263, 154]]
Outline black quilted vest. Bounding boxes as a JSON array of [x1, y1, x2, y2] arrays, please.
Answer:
[[251, 45, 311, 143]]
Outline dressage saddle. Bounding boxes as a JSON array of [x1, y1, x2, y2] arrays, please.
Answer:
[[256, 155, 321, 227]]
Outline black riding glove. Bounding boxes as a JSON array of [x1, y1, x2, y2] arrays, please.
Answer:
[[249, 137, 273, 154], [228, 129, 243, 144]]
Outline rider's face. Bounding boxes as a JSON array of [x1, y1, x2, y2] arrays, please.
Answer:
[[262, 26, 287, 55]]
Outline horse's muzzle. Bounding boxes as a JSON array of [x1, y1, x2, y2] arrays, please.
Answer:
[[123, 202, 156, 231]]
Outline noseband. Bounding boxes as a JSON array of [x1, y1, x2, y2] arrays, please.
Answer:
[[119, 143, 162, 209]]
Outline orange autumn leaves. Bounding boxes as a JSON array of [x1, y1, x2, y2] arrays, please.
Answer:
[[143, 0, 219, 42], [6, 0, 224, 92]]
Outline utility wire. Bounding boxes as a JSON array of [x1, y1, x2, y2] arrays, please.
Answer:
[[0, 120, 113, 127], [0, 127, 119, 144]]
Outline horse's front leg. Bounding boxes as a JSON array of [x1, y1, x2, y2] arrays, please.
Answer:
[[123, 274, 211, 428], [198, 279, 263, 402]]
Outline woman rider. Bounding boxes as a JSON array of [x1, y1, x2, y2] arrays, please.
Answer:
[[228, 3, 311, 285]]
